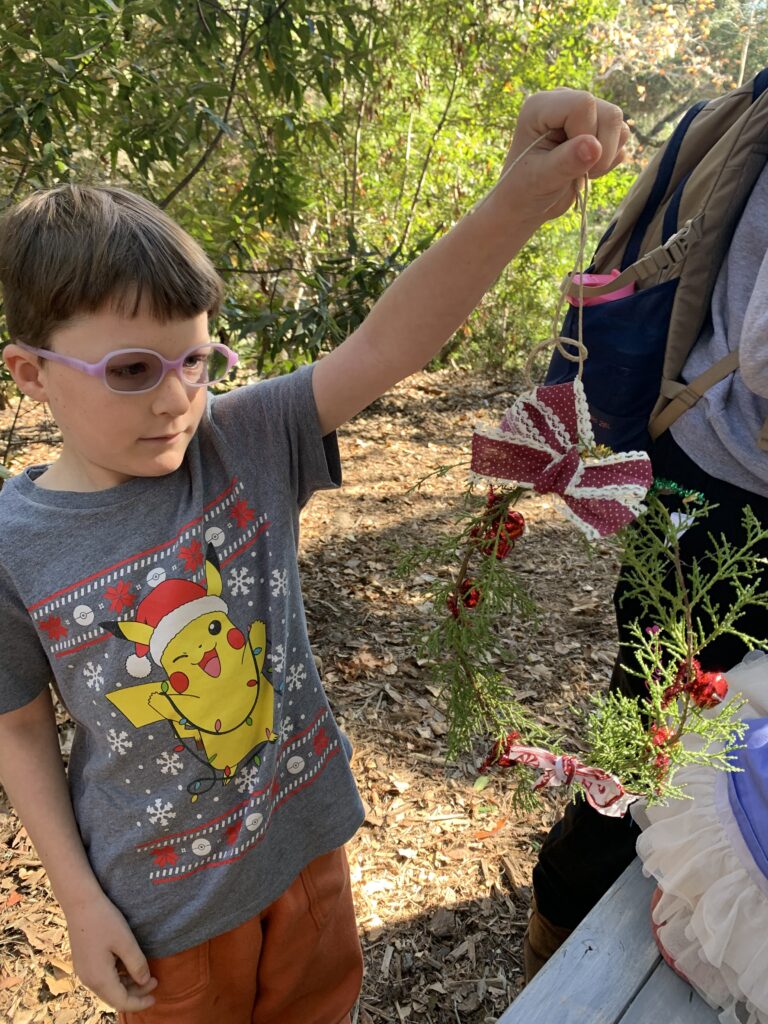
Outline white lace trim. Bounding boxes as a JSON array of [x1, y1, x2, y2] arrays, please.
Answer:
[[636, 655, 768, 1023]]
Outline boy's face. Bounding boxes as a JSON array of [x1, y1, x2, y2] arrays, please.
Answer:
[[8, 303, 211, 492]]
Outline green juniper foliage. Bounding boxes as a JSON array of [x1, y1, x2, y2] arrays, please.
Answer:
[[399, 484, 550, 759], [404, 479, 768, 807]]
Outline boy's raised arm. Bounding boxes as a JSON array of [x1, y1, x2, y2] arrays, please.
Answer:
[[0, 691, 158, 1012], [312, 89, 628, 435]]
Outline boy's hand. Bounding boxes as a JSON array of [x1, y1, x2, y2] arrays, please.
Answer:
[[66, 893, 158, 1012], [495, 88, 629, 225]]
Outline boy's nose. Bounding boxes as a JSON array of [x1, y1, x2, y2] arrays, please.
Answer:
[[150, 369, 193, 415]]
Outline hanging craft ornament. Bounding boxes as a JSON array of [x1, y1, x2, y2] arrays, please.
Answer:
[[470, 180, 652, 539], [483, 733, 638, 818], [470, 379, 652, 539]]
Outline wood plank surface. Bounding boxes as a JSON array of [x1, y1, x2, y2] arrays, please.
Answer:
[[497, 859, 660, 1024], [618, 960, 720, 1023]]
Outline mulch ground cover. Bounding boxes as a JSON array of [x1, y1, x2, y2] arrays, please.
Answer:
[[0, 369, 621, 1023]]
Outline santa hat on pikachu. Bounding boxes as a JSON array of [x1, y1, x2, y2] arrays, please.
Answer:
[[121, 578, 228, 678]]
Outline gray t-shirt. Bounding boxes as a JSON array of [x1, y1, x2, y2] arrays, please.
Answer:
[[0, 365, 365, 957], [670, 162, 768, 494]]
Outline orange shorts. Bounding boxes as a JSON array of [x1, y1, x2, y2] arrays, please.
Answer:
[[119, 846, 363, 1024]]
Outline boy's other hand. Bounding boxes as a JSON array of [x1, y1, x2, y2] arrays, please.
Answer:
[[66, 892, 158, 1011], [496, 88, 629, 225]]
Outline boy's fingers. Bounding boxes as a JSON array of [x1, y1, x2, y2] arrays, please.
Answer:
[[521, 89, 626, 178], [117, 989, 157, 1013], [98, 970, 157, 1013], [116, 938, 155, 989], [588, 102, 629, 178], [542, 135, 603, 187], [81, 965, 155, 1014]]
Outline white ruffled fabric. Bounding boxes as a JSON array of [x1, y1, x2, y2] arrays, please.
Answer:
[[635, 653, 768, 1024]]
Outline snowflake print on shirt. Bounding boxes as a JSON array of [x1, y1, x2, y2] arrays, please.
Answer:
[[236, 763, 261, 794], [268, 643, 286, 673], [287, 662, 307, 692], [270, 568, 288, 597], [155, 751, 184, 776], [147, 798, 176, 828], [83, 660, 104, 691], [278, 715, 294, 742], [228, 566, 255, 597], [107, 729, 133, 756]]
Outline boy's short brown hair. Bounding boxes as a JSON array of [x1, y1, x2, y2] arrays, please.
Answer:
[[0, 185, 224, 349]]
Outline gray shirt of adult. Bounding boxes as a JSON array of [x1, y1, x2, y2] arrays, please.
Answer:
[[670, 161, 768, 494]]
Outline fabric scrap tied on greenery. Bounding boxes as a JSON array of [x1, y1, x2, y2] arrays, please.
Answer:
[[470, 379, 652, 540], [484, 736, 637, 818]]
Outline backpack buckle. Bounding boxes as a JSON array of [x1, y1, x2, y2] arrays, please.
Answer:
[[646, 216, 704, 274]]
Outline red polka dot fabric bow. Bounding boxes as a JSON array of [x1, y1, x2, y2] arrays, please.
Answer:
[[470, 380, 653, 539], [484, 735, 637, 817]]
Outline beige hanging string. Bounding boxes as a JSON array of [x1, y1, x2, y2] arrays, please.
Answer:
[[467, 131, 555, 223], [524, 175, 591, 387]]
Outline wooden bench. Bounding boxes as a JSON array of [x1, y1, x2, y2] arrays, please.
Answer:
[[498, 859, 720, 1023]]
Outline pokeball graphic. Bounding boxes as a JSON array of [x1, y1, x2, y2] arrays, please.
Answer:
[[73, 604, 94, 627], [191, 837, 211, 856], [245, 812, 263, 832], [146, 567, 166, 588], [204, 527, 225, 548], [286, 756, 305, 775]]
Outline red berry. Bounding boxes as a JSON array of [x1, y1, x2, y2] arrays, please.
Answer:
[[447, 579, 482, 618], [661, 682, 681, 708], [460, 579, 481, 608], [650, 723, 672, 747], [674, 658, 702, 691], [495, 537, 512, 560]]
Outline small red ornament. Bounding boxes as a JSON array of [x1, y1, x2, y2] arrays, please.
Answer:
[[665, 658, 727, 709], [480, 730, 521, 772], [447, 578, 482, 618], [480, 509, 526, 560], [688, 670, 728, 709], [504, 510, 526, 541]]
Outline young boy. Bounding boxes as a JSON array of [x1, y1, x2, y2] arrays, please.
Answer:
[[0, 89, 626, 1023]]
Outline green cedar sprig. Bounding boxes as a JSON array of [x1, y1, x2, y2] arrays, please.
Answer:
[[399, 484, 554, 762], [404, 477, 768, 808]]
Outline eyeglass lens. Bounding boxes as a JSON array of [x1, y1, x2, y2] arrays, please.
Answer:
[[105, 347, 230, 393]]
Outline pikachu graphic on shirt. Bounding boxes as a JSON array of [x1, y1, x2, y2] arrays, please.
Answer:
[[103, 545, 277, 799]]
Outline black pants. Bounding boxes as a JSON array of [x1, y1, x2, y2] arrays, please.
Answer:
[[532, 431, 768, 929]]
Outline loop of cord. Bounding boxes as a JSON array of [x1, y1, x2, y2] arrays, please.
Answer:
[[471, 127, 592, 390], [523, 174, 591, 388]]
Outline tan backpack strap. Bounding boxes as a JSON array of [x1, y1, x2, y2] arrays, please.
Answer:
[[562, 216, 705, 299], [648, 349, 740, 441]]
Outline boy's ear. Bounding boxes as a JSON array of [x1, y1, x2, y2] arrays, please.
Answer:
[[2, 344, 50, 402]]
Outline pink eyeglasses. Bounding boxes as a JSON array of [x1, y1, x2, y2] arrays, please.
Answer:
[[16, 341, 239, 395]]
